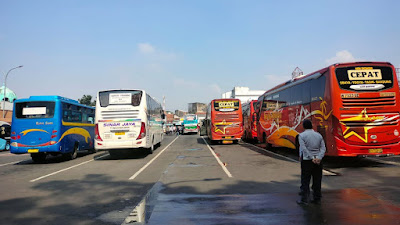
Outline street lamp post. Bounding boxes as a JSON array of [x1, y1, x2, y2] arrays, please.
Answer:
[[3, 65, 23, 118]]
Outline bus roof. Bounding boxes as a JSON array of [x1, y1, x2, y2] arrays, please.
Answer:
[[97, 89, 161, 104], [262, 61, 394, 97], [14, 95, 94, 109], [211, 98, 241, 102], [98, 89, 144, 93]]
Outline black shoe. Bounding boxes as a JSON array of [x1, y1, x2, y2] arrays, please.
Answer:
[[310, 199, 321, 204], [296, 199, 308, 205]]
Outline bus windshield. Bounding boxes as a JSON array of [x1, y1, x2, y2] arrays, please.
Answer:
[[213, 100, 240, 112], [184, 115, 197, 121], [15, 101, 55, 119], [99, 90, 142, 107], [335, 66, 394, 91]]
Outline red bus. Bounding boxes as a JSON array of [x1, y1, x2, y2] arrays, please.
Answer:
[[205, 98, 244, 144], [242, 100, 258, 142], [256, 62, 400, 157]]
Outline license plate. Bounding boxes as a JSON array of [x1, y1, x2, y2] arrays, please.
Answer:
[[369, 148, 383, 153], [115, 132, 125, 135], [224, 136, 233, 139], [222, 140, 233, 144], [28, 149, 39, 153]]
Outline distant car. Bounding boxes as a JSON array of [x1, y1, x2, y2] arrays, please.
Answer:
[[0, 122, 11, 151]]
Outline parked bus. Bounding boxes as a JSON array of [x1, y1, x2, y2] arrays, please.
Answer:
[[183, 114, 199, 134], [205, 98, 243, 144], [10, 96, 95, 162], [242, 100, 259, 142], [256, 62, 400, 157], [95, 89, 164, 155]]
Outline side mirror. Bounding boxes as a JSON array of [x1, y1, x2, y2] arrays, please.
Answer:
[[161, 113, 166, 120]]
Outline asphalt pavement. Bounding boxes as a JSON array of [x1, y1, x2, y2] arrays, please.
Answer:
[[2, 134, 400, 225]]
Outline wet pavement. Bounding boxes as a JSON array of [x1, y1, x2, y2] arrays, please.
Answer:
[[146, 188, 400, 225]]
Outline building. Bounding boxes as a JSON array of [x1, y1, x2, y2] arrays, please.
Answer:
[[222, 86, 265, 104], [174, 110, 187, 118], [0, 86, 17, 124], [188, 102, 207, 114], [165, 112, 174, 124]]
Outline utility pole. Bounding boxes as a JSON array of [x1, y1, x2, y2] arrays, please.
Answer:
[[3, 65, 23, 118]]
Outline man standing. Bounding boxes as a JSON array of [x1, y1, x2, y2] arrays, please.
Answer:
[[297, 119, 326, 205]]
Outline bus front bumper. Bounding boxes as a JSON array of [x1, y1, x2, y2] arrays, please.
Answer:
[[95, 140, 147, 150], [334, 137, 400, 157], [10, 143, 60, 154]]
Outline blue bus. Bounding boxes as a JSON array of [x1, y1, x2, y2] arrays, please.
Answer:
[[10, 96, 95, 162]]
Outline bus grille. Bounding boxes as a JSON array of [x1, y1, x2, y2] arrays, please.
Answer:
[[340, 113, 400, 127], [215, 114, 239, 121], [101, 110, 139, 119], [341, 120, 399, 127], [342, 96, 396, 108]]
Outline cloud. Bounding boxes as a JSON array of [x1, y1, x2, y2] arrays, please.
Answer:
[[325, 50, 360, 65], [209, 84, 222, 94], [264, 74, 290, 89], [137, 43, 178, 61], [173, 78, 199, 88], [138, 43, 155, 54]]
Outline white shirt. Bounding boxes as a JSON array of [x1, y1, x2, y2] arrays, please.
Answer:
[[298, 129, 326, 160]]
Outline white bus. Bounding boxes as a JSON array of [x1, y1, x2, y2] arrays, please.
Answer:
[[94, 90, 164, 156]]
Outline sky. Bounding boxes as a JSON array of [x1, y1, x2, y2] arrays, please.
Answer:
[[1, 0, 400, 111]]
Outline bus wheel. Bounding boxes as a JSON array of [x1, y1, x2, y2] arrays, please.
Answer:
[[89, 147, 98, 154], [148, 138, 154, 154], [64, 143, 78, 160], [31, 153, 46, 163]]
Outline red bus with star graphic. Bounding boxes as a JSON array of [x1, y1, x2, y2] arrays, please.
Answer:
[[205, 98, 244, 144], [256, 62, 400, 157]]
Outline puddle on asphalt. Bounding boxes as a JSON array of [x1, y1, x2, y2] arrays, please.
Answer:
[[122, 182, 163, 224], [186, 148, 203, 151]]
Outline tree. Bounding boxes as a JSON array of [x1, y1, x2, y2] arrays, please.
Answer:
[[79, 95, 96, 106]]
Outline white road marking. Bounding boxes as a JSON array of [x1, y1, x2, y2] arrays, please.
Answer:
[[367, 157, 400, 166], [201, 137, 233, 178], [241, 142, 337, 176], [129, 136, 180, 180], [30, 154, 108, 182], [0, 152, 18, 156], [0, 160, 23, 167]]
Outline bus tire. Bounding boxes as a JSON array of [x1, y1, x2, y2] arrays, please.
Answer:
[[64, 143, 78, 160], [148, 137, 154, 154], [31, 153, 46, 163], [89, 147, 97, 154], [148, 144, 154, 154], [243, 131, 248, 142]]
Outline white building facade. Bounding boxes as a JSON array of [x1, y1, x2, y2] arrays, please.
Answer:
[[222, 87, 265, 104]]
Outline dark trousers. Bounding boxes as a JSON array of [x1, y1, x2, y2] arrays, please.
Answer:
[[300, 159, 322, 201]]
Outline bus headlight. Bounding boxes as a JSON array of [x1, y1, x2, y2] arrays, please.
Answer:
[[11, 142, 18, 147]]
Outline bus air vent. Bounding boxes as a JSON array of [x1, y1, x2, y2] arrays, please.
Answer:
[[342, 96, 395, 108]]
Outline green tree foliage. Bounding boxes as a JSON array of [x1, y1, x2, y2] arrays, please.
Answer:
[[79, 95, 96, 106]]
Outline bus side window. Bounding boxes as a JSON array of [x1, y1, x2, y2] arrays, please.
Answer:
[[88, 115, 94, 124]]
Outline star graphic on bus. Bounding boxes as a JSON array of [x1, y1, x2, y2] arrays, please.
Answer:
[[214, 120, 237, 134], [340, 108, 374, 143]]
